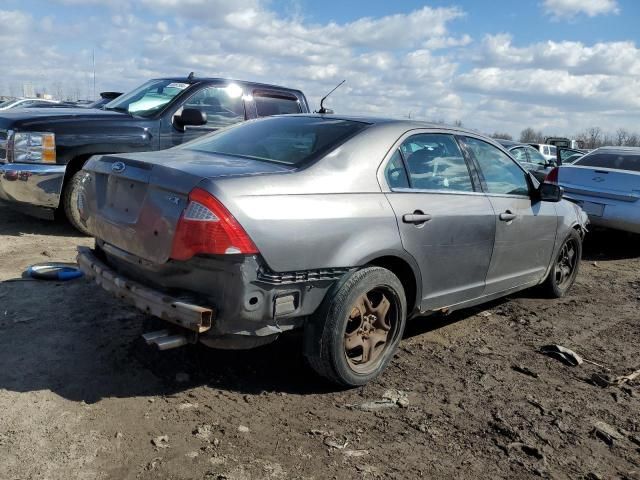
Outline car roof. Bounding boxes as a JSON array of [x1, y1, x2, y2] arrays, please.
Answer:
[[153, 76, 305, 95], [495, 139, 528, 149], [282, 113, 488, 135], [592, 146, 640, 154]]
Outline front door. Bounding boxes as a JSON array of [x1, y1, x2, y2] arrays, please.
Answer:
[[383, 132, 496, 311], [459, 136, 557, 295], [158, 84, 248, 149]]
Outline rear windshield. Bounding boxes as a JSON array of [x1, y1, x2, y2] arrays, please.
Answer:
[[183, 116, 369, 166], [576, 152, 640, 172]]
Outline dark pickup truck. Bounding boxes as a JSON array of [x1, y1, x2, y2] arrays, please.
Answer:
[[0, 76, 310, 233]]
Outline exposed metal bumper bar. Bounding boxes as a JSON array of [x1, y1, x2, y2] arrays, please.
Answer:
[[0, 161, 66, 209], [77, 246, 214, 332]]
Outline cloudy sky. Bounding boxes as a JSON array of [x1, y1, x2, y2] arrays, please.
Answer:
[[1, 0, 638, 137]]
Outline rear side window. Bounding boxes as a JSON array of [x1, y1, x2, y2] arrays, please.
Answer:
[[576, 153, 640, 172], [385, 150, 410, 189], [510, 147, 528, 163], [462, 137, 529, 196], [184, 116, 368, 166], [526, 146, 548, 166], [398, 133, 474, 192], [254, 92, 302, 116]]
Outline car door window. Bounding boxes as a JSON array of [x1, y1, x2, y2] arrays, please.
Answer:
[[254, 92, 302, 116], [526, 146, 548, 166], [183, 86, 245, 128], [462, 137, 530, 196], [510, 147, 528, 163], [396, 133, 474, 192]]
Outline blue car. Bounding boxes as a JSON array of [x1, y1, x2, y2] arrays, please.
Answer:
[[548, 147, 640, 234]]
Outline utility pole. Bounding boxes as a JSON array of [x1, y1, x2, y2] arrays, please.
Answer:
[[92, 48, 96, 99]]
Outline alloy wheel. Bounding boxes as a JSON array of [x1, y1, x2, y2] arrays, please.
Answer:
[[344, 288, 398, 374]]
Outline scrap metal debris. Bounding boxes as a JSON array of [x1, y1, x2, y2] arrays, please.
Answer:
[[592, 421, 624, 446], [539, 345, 583, 366], [323, 435, 349, 450], [512, 365, 539, 379], [151, 435, 169, 449], [590, 368, 640, 388], [346, 389, 409, 411]]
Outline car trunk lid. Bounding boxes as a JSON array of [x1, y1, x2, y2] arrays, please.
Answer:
[[82, 149, 293, 264], [559, 165, 640, 203]]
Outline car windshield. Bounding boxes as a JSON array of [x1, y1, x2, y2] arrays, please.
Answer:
[[576, 152, 640, 172], [0, 99, 16, 109], [183, 116, 369, 166], [104, 79, 191, 117]]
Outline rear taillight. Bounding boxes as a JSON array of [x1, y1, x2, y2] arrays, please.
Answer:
[[544, 167, 559, 184], [170, 188, 258, 260]]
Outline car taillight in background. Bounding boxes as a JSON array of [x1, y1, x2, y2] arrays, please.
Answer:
[[544, 167, 559, 184], [170, 187, 258, 260]]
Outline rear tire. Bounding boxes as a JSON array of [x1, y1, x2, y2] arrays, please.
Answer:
[[62, 169, 91, 236], [303, 267, 407, 387], [541, 229, 582, 298]]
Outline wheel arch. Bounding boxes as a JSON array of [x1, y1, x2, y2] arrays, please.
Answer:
[[364, 254, 421, 315]]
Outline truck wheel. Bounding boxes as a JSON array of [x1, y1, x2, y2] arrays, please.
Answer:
[[304, 267, 407, 387], [62, 170, 91, 236], [541, 229, 582, 298]]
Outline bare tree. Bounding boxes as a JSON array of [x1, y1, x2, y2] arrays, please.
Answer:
[[519, 128, 544, 143], [490, 132, 512, 140], [453, 119, 463, 127]]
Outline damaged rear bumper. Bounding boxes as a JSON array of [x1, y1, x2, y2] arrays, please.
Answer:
[[77, 246, 214, 333]]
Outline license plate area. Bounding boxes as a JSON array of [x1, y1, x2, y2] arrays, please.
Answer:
[[580, 201, 605, 217], [105, 176, 147, 222]]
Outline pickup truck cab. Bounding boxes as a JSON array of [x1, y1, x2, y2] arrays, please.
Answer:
[[0, 76, 309, 233]]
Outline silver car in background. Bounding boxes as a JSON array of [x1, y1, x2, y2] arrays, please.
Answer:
[[76, 115, 587, 386], [548, 146, 640, 234]]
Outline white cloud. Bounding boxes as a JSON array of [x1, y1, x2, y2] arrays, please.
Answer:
[[0, 2, 639, 138], [543, 0, 619, 19]]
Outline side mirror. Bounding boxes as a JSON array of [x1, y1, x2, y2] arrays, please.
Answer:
[[539, 182, 563, 202], [175, 108, 207, 128]]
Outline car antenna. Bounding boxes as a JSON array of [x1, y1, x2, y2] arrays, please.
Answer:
[[316, 80, 345, 114], [187, 72, 195, 82]]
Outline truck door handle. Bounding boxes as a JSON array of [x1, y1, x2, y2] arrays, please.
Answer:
[[403, 212, 432, 225], [499, 211, 517, 222]]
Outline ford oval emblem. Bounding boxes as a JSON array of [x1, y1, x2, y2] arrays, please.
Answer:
[[111, 161, 126, 174]]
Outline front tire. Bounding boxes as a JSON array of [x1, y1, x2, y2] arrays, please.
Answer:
[[541, 229, 582, 298], [304, 267, 407, 387], [62, 170, 91, 236]]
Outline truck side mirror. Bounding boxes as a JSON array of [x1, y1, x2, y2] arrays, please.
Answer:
[[175, 108, 207, 128]]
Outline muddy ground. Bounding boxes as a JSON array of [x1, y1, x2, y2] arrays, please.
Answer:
[[0, 203, 638, 480]]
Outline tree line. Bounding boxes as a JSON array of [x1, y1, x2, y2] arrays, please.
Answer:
[[489, 127, 640, 149]]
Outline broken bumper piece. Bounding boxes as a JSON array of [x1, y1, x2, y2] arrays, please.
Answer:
[[77, 246, 213, 333]]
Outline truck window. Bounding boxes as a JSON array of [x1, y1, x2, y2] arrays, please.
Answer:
[[183, 87, 245, 128], [254, 93, 302, 116]]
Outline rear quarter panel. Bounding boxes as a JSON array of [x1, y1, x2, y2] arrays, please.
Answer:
[[200, 125, 409, 273]]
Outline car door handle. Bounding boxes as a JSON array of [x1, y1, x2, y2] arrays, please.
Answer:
[[499, 211, 517, 222], [403, 213, 432, 224]]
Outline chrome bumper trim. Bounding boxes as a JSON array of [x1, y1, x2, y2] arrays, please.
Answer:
[[0, 162, 66, 208]]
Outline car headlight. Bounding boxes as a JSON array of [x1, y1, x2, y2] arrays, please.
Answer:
[[12, 132, 56, 164]]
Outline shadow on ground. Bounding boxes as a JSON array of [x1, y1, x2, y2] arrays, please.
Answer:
[[582, 229, 640, 261], [0, 204, 79, 237]]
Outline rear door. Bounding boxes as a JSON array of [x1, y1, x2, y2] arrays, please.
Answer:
[[382, 132, 496, 310], [459, 136, 557, 295]]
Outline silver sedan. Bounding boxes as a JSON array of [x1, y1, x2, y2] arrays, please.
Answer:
[[549, 146, 640, 233], [77, 115, 588, 386]]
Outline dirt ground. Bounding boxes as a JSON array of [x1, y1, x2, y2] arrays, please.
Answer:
[[0, 203, 639, 480]]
